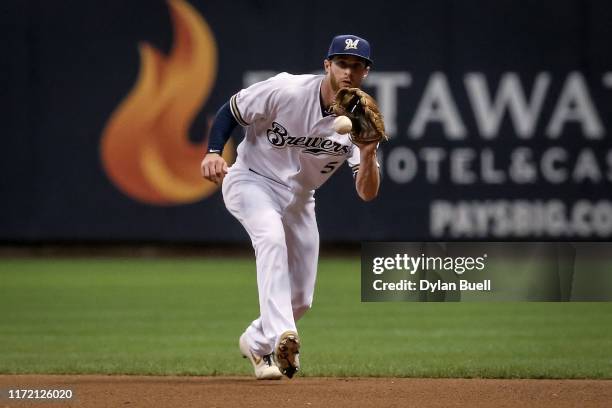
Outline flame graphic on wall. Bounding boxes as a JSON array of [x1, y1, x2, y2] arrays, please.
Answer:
[[101, 0, 234, 205]]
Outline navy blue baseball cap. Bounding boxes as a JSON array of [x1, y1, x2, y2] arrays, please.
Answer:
[[326, 34, 373, 66]]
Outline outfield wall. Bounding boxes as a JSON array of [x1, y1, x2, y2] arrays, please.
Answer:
[[2, 0, 612, 242]]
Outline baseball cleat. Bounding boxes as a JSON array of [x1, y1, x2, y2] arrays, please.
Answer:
[[239, 333, 282, 380], [275, 331, 300, 379]]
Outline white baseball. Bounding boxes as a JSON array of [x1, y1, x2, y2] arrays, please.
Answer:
[[333, 115, 352, 134]]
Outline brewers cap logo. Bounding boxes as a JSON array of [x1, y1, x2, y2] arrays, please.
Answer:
[[344, 38, 360, 50]]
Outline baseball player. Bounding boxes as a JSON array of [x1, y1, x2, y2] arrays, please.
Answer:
[[201, 34, 382, 379]]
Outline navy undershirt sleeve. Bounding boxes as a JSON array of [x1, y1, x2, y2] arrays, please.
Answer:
[[207, 101, 239, 153]]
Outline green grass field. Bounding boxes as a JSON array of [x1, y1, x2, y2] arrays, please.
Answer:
[[1, 258, 611, 378]]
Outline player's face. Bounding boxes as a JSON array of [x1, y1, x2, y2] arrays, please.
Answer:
[[325, 56, 369, 92]]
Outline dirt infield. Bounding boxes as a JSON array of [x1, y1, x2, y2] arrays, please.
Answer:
[[1, 375, 611, 408]]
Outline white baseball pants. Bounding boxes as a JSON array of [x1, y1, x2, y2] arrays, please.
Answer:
[[222, 165, 319, 356]]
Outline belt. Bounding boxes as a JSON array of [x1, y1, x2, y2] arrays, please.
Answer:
[[248, 168, 290, 188]]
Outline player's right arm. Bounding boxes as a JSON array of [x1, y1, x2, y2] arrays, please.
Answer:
[[201, 74, 286, 183], [201, 101, 238, 184]]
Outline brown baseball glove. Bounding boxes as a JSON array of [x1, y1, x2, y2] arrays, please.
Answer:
[[331, 88, 387, 144]]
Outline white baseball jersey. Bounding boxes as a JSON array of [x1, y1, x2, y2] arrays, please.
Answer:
[[229, 73, 360, 193]]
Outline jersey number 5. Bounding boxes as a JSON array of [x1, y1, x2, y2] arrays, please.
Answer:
[[321, 161, 340, 174]]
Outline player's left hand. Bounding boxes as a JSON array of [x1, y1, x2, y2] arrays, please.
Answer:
[[201, 153, 229, 184], [353, 139, 378, 155], [331, 88, 387, 145]]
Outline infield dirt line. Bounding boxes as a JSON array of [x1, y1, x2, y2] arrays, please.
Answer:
[[1, 375, 611, 408]]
